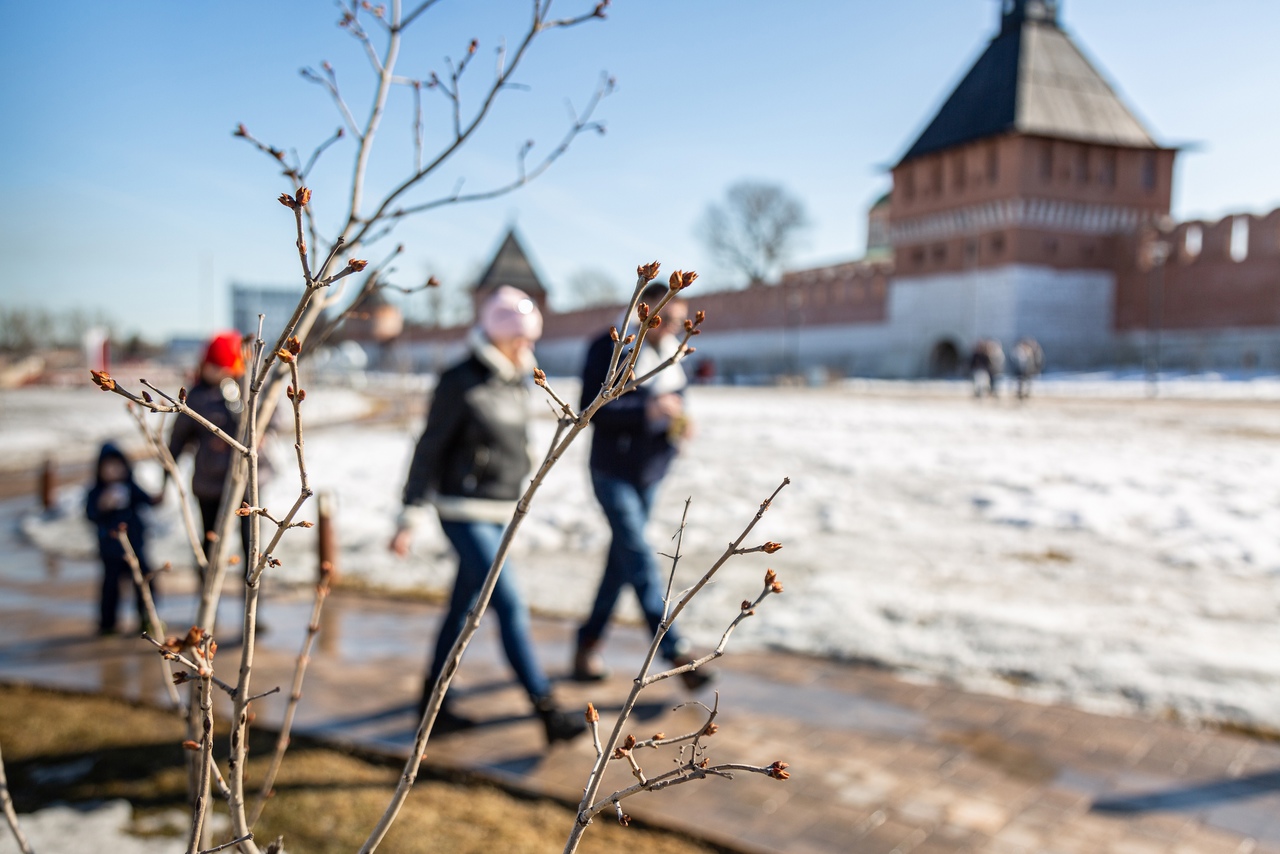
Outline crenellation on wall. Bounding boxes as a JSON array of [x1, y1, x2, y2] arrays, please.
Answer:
[[1114, 209, 1280, 333]]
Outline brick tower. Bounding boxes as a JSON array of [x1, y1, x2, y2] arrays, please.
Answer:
[[886, 0, 1176, 373]]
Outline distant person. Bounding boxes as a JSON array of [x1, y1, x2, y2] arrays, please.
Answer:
[[987, 339, 1005, 396], [166, 330, 277, 637], [167, 331, 252, 564], [86, 442, 161, 635], [1011, 337, 1044, 400], [969, 340, 994, 398], [693, 358, 717, 385], [572, 283, 710, 689], [391, 286, 586, 745]]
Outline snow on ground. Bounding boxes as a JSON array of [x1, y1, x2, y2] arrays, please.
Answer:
[[0, 385, 376, 472], [0, 800, 198, 854], [9, 379, 1280, 732]]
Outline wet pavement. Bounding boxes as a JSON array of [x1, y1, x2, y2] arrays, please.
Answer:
[[3, 494, 1279, 854]]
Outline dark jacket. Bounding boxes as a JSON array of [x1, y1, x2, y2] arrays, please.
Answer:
[[167, 378, 244, 500], [403, 348, 532, 507], [579, 330, 680, 487], [85, 443, 159, 562]]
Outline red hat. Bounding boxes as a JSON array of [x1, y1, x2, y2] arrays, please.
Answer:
[[204, 331, 246, 375]]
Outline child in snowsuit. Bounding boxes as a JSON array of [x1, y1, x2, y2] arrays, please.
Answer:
[[86, 442, 161, 635]]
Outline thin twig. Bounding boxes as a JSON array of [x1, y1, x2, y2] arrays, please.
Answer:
[[198, 834, 252, 854], [343, 5, 606, 251], [533, 371, 577, 419], [186, 636, 216, 854], [0, 741, 33, 854], [129, 407, 209, 578], [661, 499, 692, 621], [376, 72, 613, 224], [141, 633, 236, 697], [247, 567, 333, 826], [88, 375, 250, 456], [226, 317, 269, 854], [300, 64, 362, 140], [563, 479, 790, 853], [115, 527, 183, 711], [302, 127, 345, 180]]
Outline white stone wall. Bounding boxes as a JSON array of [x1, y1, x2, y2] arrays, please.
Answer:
[[392, 266, 1280, 380], [886, 265, 1116, 374], [534, 265, 1118, 380], [671, 323, 897, 380], [1114, 326, 1280, 372]]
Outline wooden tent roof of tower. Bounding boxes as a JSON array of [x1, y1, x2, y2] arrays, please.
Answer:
[[900, 0, 1157, 164], [472, 228, 548, 296]]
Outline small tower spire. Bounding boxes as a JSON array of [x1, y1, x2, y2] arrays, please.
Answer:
[[1001, 0, 1059, 33]]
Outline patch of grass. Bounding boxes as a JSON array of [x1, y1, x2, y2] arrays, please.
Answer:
[[0, 683, 722, 853], [1009, 548, 1073, 564]]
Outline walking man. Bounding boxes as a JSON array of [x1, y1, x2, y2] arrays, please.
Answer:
[[572, 283, 710, 689]]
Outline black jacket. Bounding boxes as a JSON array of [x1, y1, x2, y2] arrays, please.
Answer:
[[86, 442, 159, 563], [403, 351, 532, 506], [167, 379, 243, 500], [579, 330, 679, 487]]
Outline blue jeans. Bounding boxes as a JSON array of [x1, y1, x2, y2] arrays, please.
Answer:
[[425, 520, 550, 706], [577, 472, 687, 662]]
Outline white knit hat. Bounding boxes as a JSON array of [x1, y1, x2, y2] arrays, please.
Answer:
[[479, 285, 543, 342]]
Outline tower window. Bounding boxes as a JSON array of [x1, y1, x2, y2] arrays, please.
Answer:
[[1075, 147, 1089, 184], [1230, 216, 1250, 262], [1098, 150, 1116, 188], [1039, 142, 1054, 183], [1141, 152, 1157, 191], [987, 142, 999, 183], [900, 168, 915, 203]]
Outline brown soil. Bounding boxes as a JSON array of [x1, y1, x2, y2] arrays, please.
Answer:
[[0, 683, 723, 854]]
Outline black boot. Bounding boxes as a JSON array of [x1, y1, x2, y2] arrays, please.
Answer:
[[671, 655, 716, 692], [433, 704, 477, 735], [417, 688, 477, 735], [572, 639, 610, 683], [534, 696, 587, 745]]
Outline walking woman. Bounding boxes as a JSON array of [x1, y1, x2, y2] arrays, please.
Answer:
[[390, 286, 585, 745]]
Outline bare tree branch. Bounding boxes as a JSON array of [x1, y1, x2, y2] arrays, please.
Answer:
[[0, 741, 33, 854], [300, 63, 363, 140], [343, 5, 607, 251], [400, 0, 443, 31], [185, 635, 216, 854], [129, 407, 209, 578], [697, 180, 811, 286], [114, 527, 183, 711], [199, 834, 252, 854], [247, 564, 333, 827], [378, 72, 612, 223], [563, 480, 790, 852], [302, 127, 346, 180]]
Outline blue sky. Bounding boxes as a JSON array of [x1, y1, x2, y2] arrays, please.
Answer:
[[2, 1, 1278, 339]]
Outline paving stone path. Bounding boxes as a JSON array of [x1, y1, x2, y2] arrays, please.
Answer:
[[2, 496, 1277, 854]]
